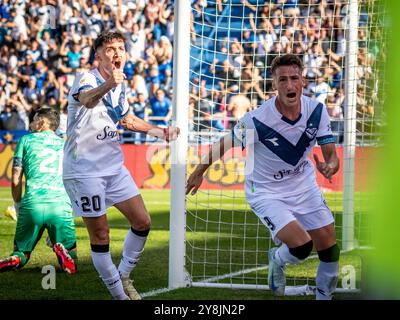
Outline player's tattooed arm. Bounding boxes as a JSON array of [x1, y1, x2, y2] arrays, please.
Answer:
[[313, 143, 340, 183], [78, 82, 115, 109], [79, 61, 126, 108], [11, 158, 23, 203], [120, 113, 180, 142]]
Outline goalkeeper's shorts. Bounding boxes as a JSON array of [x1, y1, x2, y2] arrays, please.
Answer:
[[63, 165, 140, 217], [14, 202, 76, 253], [249, 187, 334, 245]]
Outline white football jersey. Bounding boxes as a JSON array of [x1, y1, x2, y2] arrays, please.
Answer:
[[63, 68, 130, 179], [233, 95, 335, 200]]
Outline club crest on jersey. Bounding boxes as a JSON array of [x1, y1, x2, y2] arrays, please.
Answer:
[[305, 127, 317, 140]]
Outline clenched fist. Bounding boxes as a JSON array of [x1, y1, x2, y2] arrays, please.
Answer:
[[105, 60, 126, 88], [108, 68, 126, 87]]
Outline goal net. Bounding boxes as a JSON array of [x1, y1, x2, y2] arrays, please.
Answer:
[[170, 0, 387, 295]]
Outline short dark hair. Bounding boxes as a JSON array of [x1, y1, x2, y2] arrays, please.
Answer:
[[35, 108, 60, 131], [93, 31, 126, 51], [271, 54, 303, 75]]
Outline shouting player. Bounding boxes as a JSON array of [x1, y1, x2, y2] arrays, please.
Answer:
[[0, 108, 77, 274], [63, 31, 179, 300], [187, 54, 340, 300]]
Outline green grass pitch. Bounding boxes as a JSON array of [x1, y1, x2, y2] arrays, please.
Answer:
[[0, 187, 366, 300]]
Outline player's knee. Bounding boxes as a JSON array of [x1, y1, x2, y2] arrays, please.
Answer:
[[92, 227, 110, 243], [317, 243, 340, 262], [289, 240, 313, 260], [133, 215, 151, 231]]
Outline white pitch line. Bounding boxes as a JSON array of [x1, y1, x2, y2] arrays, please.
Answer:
[[141, 286, 176, 298]]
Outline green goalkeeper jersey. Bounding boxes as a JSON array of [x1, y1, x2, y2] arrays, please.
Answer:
[[13, 131, 71, 206]]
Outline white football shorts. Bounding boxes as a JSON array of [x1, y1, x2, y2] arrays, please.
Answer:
[[248, 187, 334, 245], [63, 166, 140, 217]]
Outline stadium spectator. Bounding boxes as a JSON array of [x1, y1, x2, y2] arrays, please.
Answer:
[[131, 92, 148, 143], [0, 0, 377, 145], [227, 93, 251, 123], [25, 39, 41, 63], [123, 53, 135, 80], [17, 54, 35, 86], [216, 59, 240, 94], [8, 8, 28, 41], [131, 62, 149, 99], [307, 75, 331, 104], [8, 89, 31, 130], [133, 93, 148, 121], [0, 104, 18, 130], [23, 77, 41, 104], [60, 39, 83, 70], [145, 0, 160, 23], [155, 36, 172, 90], [149, 88, 172, 127]]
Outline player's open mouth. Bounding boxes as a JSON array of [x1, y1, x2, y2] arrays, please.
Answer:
[[287, 92, 296, 99], [114, 61, 121, 69]]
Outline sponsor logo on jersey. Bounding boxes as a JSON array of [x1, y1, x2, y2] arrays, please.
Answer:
[[273, 160, 309, 180], [96, 126, 121, 141]]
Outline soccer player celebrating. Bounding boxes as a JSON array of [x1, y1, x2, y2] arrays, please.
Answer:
[[187, 54, 340, 300], [0, 108, 77, 274], [63, 31, 179, 300]]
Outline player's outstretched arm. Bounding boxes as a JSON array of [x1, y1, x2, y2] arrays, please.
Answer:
[[313, 143, 340, 183], [78, 82, 115, 109], [120, 113, 180, 142], [186, 133, 235, 195]]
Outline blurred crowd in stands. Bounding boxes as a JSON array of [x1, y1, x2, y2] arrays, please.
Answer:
[[0, 0, 380, 144], [189, 0, 380, 143]]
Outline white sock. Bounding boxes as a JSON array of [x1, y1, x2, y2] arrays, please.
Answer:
[[316, 261, 339, 300], [273, 244, 301, 267], [118, 228, 148, 279], [91, 250, 129, 300]]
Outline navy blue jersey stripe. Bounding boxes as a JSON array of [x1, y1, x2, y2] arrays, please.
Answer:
[[253, 103, 324, 166]]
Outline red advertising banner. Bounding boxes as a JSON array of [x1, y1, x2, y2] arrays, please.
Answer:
[[0, 144, 377, 192]]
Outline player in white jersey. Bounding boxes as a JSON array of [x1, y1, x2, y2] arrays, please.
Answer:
[[187, 54, 340, 300], [63, 31, 179, 300]]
